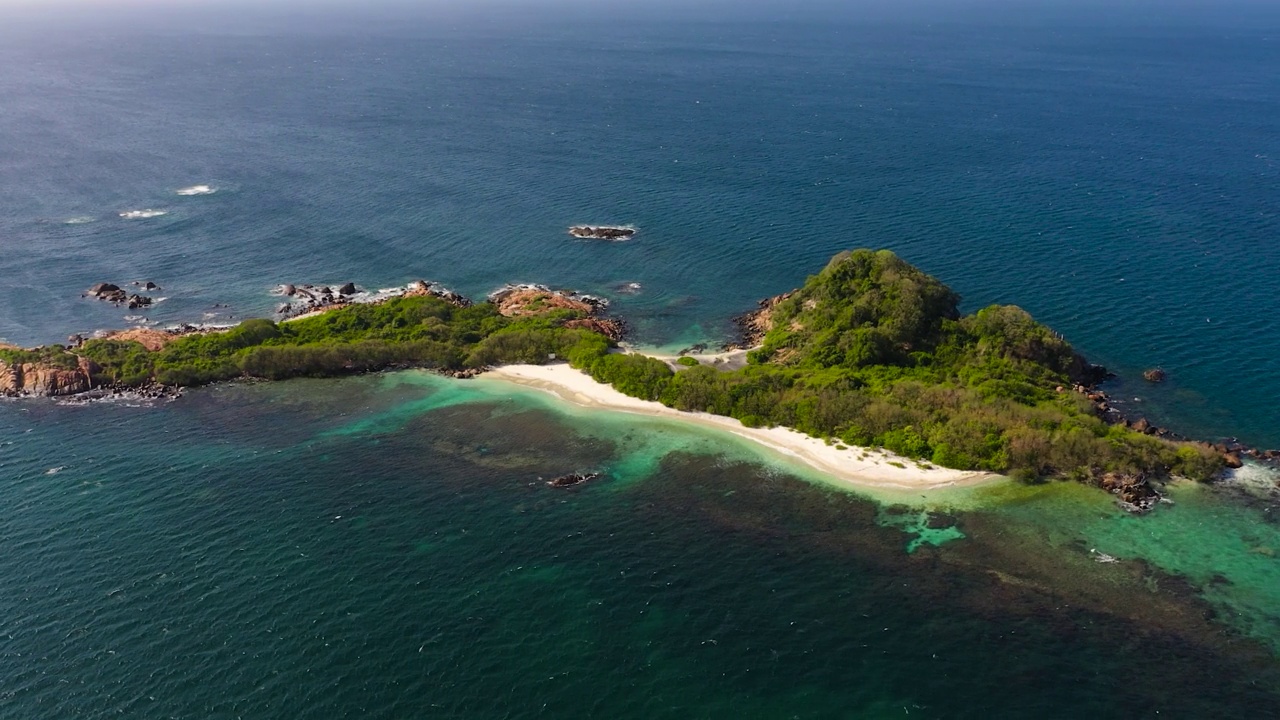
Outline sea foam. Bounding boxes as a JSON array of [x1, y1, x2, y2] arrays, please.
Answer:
[[119, 209, 167, 219], [176, 185, 216, 196]]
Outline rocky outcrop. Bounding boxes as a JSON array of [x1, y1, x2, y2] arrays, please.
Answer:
[[101, 328, 177, 352], [273, 282, 363, 318], [86, 283, 153, 309], [568, 225, 635, 240], [1143, 368, 1167, 383], [562, 317, 628, 342], [437, 367, 486, 379], [725, 291, 794, 350], [0, 360, 93, 397], [404, 280, 472, 308], [547, 472, 601, 488], [488, 284, 624, 340], [488, 284, 608, 317], [1099, 472, 1161, 513]]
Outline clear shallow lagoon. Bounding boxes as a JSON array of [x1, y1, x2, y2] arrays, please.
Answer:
[[3, 2, 1280, 716]]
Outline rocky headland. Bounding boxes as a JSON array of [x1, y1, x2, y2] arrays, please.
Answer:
[[487, 283, 626, 341]]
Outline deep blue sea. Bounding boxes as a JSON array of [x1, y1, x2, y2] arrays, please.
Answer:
[[3, 2, 1280, 717]]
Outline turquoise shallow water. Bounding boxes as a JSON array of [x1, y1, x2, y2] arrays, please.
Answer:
[[3, 372, 1280, 718]]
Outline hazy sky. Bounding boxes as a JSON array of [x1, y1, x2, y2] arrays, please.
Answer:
[[2, 0, 1275, 35]]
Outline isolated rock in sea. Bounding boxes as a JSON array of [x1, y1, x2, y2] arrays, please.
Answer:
[[1099, 472, 1160, 513], [338, 282, 358, 296], [1143, 368, 1167, 383], [568, 225, 636, 240], [547, 472, 601, 488]]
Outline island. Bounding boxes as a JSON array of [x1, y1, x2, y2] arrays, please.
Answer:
[[0, 249, 1252, 507]]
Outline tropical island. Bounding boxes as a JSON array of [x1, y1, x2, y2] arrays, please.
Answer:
[[0, 249, 1240, 506]]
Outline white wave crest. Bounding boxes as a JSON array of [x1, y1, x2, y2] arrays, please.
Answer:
[[176, 184, 216, 196], [64, 216, 97, 225], [119, 209, 167, 219]]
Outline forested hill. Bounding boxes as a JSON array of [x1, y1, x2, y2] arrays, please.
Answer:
[[579, 250, 1224, 502]]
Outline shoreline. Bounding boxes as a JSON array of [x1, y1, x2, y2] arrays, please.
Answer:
[[481, 363, 1001, 492]]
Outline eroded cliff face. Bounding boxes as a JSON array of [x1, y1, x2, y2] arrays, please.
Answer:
[[0, 361, 92, 396]]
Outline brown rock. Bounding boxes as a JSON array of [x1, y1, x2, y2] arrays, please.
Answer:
[[1132, 417, 1152, 434], [1224, 453, 1244, 469], [19, 363, 89, 396], [0, 361, 19, 395], [1143, 367, 1167, 383], [103, 328, 175, 351], [563, 317, 627, 342]]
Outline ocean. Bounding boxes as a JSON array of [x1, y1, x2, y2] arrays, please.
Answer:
[[2, 2, 1280, 717]]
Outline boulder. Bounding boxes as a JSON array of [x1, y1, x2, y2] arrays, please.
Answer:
[[547, 472, 602, 488], [88, 283, 121, 296], [1132, 417, 1152, 434], [338, 282, 357, 296], [1143, 368, 1167, 383], [1224, 453, 1244, 469]]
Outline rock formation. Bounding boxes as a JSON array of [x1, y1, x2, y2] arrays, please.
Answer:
[[725, 291, 793, 350], [0, 360, 92, 396], [487, 284, 608, 317], [86, 283, 152, 309], [547, 472, 602, 488], [568, 225, 635, 240]]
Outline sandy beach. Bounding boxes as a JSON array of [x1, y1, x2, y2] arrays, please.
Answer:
[[483, 363, 1000, 492]]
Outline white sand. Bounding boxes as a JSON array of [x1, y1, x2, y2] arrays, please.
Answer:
[[483, 364, 1000, 492]]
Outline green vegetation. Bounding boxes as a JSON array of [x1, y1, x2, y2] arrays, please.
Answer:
[[15, 249, 1222, 485], [0, 345, 80, 371], [72, 294, 607, 388], [562, 250, 1223, 483]]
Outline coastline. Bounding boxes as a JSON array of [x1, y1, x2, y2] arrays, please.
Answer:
[[481, 363, 1001, 492]]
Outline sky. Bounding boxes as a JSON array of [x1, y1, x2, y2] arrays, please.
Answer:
[[1, 0, 1276, 35]]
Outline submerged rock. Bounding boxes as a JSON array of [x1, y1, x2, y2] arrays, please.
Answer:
[[547, 472, 602, 488], [1143, 368, 1167, 383]]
